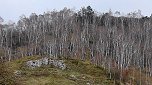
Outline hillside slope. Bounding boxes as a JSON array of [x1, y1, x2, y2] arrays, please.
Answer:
[[3, 56, 118, 85], [3, 56, 152, 85]]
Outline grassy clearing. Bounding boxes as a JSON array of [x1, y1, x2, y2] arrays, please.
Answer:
[[4, 56, 117, 85], [2, 56, 152, 85]]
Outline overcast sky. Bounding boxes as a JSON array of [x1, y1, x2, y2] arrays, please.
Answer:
[[0, 0, 152, 22]]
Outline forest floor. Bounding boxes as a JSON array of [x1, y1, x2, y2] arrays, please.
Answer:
[[5, 56, 119, 85]]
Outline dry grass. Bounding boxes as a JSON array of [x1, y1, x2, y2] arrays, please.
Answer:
[[4, 56, 117, 85]]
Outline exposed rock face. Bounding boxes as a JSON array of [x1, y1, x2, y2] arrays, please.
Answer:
[[49, 59, 66, 70], [26, 57, 66, 70]]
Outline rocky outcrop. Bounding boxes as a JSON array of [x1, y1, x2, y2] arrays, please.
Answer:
[[26, 57, 66, 70]]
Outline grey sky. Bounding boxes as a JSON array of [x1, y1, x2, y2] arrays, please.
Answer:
[[0, 0, 152, 22]]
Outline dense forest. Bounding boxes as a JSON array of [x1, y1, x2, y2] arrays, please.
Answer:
[[1, 6, 152, 84]]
